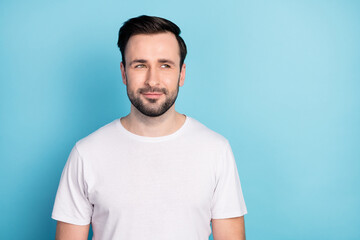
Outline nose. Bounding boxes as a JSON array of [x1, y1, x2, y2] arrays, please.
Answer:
[[145, 67, 160, 87]]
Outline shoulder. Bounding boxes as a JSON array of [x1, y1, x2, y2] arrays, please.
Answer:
[[186, 116, 230, 148], [75, 119, 120, 154]]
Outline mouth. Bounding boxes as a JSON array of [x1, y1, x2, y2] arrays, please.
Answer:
[[142, 92, 164, 99]]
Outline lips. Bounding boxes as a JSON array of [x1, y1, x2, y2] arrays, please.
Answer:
[[142, 92, 163, 99]]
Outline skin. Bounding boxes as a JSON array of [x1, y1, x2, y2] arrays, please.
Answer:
[[212, 216, 246, 240], [55, 32, 245, 240], [120, 32, 186, 136], [55, 221, 89, 240]]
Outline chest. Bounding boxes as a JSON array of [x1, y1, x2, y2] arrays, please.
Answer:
[[88, 150, 216, 216]]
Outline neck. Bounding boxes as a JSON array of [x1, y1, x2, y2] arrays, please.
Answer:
[[120, 105, 186, 137]]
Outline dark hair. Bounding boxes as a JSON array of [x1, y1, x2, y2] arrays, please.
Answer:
[[117, 15, 187, 68]]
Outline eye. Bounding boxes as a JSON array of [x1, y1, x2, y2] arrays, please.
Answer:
[[135, 64, 146, 68], [161, 64, 171, 68]]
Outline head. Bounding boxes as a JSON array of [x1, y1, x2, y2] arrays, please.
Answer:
[[117, 15, 187, 117], [117, 15, 187, 69]]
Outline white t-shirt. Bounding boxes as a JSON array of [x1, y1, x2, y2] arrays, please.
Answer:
[[52, 116, 247, 239]]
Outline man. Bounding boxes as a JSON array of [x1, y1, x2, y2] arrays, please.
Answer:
[[52, 15, 247, 240]]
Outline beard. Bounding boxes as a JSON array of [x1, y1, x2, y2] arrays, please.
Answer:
[[126, 78, 180, 117]]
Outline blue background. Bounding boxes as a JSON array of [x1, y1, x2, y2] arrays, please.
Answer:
[[1, 0, 359, 239]]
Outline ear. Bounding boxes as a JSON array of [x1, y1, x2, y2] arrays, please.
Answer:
[[120, 62, 127, 85], [179, 63, 186, 87]]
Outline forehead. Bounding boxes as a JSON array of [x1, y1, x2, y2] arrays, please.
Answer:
[[125, 32, 180, 63]]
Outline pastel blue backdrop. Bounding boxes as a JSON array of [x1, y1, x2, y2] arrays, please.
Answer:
[[0, 0, 359, 239]]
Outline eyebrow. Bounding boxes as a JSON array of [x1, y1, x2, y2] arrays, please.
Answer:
[[158, 59, 176, 65], [129, 59, 176, 66], [129, 59, 147, 66]]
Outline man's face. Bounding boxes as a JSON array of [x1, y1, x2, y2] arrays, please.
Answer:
[[120, 32, 186, 117]]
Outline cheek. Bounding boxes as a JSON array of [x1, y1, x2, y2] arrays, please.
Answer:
[[126, 72, 145, 86], [161, 71, 180, 85]]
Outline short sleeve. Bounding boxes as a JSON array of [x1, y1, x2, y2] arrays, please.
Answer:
[[211, 141, 247, 219], [51, 145, 93, 225]]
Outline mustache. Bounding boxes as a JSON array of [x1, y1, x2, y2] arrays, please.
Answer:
[[138, 87, 168, 94]]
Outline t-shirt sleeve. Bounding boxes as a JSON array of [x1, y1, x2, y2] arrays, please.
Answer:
[[51, 145, 93, 225], [211, 140, 247, 219]]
